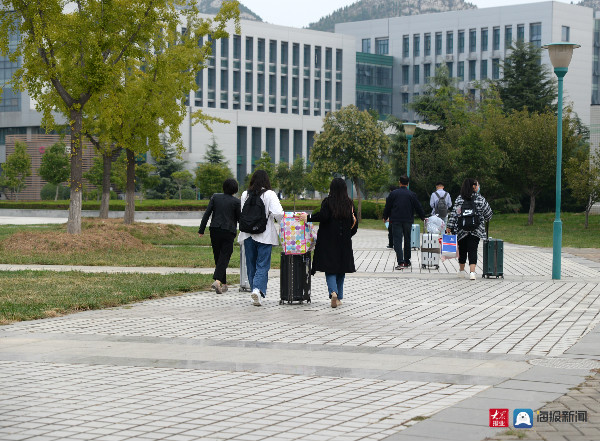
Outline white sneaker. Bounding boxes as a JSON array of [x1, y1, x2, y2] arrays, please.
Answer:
[[457, 271, 466, 279], [251, 289, 262, 306], [469, 272, 476, 280]]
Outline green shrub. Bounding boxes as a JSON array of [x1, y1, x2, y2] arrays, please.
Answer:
[[180, 188, 196, 200], [40, 183, 70, 200]]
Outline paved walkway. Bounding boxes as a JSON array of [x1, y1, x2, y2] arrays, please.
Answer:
[[1, 225, 600, 440]]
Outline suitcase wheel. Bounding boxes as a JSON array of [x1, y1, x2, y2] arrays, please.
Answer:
[[421, 264, 426, 269], [435, 265, 439, 270], [279, 299, 284, 305]]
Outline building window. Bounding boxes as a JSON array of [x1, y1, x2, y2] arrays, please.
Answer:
[[435, 32, 442, 56], [457, 31, 468, 56], [221, 37, 229, 58], [493, 27, 500, 51], [325, 47, 332, 70], [293, 130, 302, 159], [492, 58, 500, 79], [413, 64, 420, 84], [517, 24, 525, 43], [424, 63, 431, 82], [269, 40, 277, 64], [258, 39, 265, 63], [458, 61, 464, 81], [280, 129, 289, 163], [530, 23, 542, 48], [402, 65, 409, 85], [413, 34, 420, 57], [401, 93, 409, 113], [292, 43, 300, 67], [469, 60, 476, 81], [375, 38, 389, 55], [281, 41, 288, 64], [469, 29, 476, 53], [233, 35, 241, 59], [403, 35, 409, 58], [562, 26, 570, 42], [246, 37, 253, 60], [480, 59, 488, 79], [446, 32, 453, 54], [303, 44, 311, 69], [237, 126, 247, 181], [266, 128, 275, 159], [362, 38, 371, 53], [446, 61, 453, 76], [424, 33, 431, 56], [505, 25, 513, 50], [481, 28, 488, 52]]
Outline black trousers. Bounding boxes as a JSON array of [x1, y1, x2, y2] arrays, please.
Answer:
[[388, 223, 394, 247], [392, 222, 413, 265], [210, 228, 236, 284], [458, 234, 480, 265]]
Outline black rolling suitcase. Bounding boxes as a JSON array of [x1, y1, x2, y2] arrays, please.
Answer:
[[279, 252, 311, 304], [482, 222, 504, 279]]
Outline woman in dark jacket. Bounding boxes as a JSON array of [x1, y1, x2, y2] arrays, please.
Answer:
[[199, 178, 241, 294], [297, 178, 358, 308]]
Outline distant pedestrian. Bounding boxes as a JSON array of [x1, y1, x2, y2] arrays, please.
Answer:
[[446, 178, 493, 280], [238, 169, 284, 306], [430, 181, 452, 224], [296, 178, 358, 308], [386, 184, 398, 248], [198, 178, 241, 294], [383, 175, 426, 270]]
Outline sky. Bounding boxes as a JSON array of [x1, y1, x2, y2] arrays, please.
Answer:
[[240, 0, 573, 29]]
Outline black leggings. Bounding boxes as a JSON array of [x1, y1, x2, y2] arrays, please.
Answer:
[[210, 228, 236, 284], [458, 234, 480, 265]]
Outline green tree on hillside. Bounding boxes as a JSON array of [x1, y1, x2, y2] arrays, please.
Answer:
[[38, 142, 70, 201]]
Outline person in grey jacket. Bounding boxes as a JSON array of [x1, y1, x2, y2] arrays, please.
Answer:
[[199, 178, 241, 294]]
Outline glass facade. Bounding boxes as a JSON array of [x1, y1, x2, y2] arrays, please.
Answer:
[[0, 26, 20, 112], [355, 52, 393, 117], [376, 38, 389, 55]]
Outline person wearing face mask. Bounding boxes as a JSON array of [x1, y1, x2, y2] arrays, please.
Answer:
[[446, 178, 493, 280]]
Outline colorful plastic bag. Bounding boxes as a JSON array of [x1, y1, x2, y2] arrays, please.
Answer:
[[279, 212, 316, 255], [441, 233, 458, 260]]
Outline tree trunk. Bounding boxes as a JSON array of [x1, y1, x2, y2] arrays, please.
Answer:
[[355, 180, 362, 221], [54, 185, 59, 201], [585, 194, 592, 229], [67, 110, 84, 234], [528, 193, 536, 226], [100, 152, 112, 219], [124, 149, 136, 225]]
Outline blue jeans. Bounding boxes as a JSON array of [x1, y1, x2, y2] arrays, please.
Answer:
[[244, 237, 273, 296], [392, 221, 413, 265], [325, 273, 345, 300]]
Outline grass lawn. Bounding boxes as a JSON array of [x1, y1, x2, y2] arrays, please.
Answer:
[[0, 219, 282, 268], [0, 271, 231, 324]]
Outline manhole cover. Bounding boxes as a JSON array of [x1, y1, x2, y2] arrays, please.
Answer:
[[529, 358, 600, 370]]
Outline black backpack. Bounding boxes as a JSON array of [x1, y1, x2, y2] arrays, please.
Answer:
[[434, 191, 448, 218], [458, 198, 480, 232], [239, 190, 268, 234]]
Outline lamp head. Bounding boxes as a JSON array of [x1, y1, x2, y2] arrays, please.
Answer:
[[403, 122, 417, 137], [542, 42, 580, 69]]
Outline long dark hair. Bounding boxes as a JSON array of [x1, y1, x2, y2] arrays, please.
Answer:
[[460, 178, 478, 200], [327, 178, 353, 220], [248, 169, 271, 194]]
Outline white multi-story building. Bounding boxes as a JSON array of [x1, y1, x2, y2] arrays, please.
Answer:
[[183, 17, 355, 181], [0, 16, 355, 184], [336, 1, 594, 128]]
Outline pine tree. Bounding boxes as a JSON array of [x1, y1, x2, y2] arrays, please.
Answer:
[[498, 41, 557, 114], [203, 137, 227, 164]]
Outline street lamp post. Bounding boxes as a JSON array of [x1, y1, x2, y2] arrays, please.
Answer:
[[403, 122, 417, 189], [542, 42, 579, 280]]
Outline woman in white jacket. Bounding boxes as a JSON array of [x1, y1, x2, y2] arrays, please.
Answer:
[[238, 169, 284, 306]]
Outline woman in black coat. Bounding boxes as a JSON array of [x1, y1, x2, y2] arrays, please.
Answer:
[[297, 178, 358, 308]]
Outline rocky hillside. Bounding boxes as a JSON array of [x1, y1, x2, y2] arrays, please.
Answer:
[[579, 0, 600, 10], [307, 0, 476, 32], [197, 0, 262, 22]]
